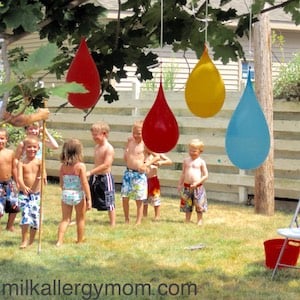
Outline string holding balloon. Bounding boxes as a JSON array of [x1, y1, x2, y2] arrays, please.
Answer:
[[141, 0, 179, 153], [66, 37, 101, 110], [184, 0, 225, 118]]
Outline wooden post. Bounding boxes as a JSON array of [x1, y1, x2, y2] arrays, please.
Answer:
[[253, 7, 274, 215], [38, 101, 47, 253]]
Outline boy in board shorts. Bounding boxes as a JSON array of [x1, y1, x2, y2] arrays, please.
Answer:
[[178, 139, 208, 225], [87, 121, 116, 226]]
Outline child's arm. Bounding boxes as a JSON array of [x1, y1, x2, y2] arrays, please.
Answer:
[[59, 165, 64, 189], [199, 160, 208, 184], [156, 153, 172, 167], [44, 128, 59, 149], [123, 137, 133, 162], [12, 152, 18, 184], [15, 141, 24, 161], [79, 163, 92, 210], [4, 108, 49, 127], [177, 160, 186, 192], [17, 161, 30, 194]]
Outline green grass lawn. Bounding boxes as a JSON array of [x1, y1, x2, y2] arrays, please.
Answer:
[[0, 184, 299, 300]]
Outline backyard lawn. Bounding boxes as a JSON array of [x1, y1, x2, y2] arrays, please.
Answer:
[[0, 183, 299, 300]]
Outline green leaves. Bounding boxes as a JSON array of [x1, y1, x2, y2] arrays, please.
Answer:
[[1, 43, 86, 112], [0, 0, 299, 109], [2, 1, 43, 32], [50, 83, 88, 99], [14, 43, 59, 77]]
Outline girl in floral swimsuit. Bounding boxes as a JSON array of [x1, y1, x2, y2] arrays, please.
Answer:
[[56, 139, 92, 246]]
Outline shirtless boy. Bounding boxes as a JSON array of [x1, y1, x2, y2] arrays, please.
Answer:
[[121, 120, 159, 225], [177, 139, 208, 225], [87, 121, 116, 226], [18, 136, 44, 248], [0, 127, 18, 231]]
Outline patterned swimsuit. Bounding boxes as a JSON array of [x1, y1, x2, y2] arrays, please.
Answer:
[[62, 175, 84, 206]]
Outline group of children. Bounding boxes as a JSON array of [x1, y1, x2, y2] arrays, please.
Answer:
[[0, 118, 209, 248]]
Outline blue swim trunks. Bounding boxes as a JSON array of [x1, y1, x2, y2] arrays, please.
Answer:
[[121, 168, 147, 201], [19, 192, 40, 229]]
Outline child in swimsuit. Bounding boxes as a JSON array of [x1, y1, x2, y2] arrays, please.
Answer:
[[0, 127, 18, 231], [56, 139, 91, 246], [121, 120, 159, 225], [17, 136, 45, 248], [87, 121, 116, 227], [177, 139, 208, 225], [143, 150, 172, 221]]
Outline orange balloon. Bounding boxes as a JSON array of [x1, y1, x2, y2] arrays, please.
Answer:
[[66, 38, 101, 109], [185, 44, 225, 118]]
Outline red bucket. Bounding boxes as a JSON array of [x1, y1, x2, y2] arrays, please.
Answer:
[[264, 238, 300, 269]]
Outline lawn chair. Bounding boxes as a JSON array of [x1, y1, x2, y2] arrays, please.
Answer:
[[271, 199, 300, 280]]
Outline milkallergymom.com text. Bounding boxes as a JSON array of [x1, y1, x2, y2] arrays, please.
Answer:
[[1, 279, 198, 299]]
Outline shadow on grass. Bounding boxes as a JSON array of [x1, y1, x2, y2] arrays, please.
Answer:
[[0, 250, 299, 300]]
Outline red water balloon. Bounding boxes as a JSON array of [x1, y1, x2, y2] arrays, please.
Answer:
[[66, 38, 101, 109], [142, 82, 179, 153]]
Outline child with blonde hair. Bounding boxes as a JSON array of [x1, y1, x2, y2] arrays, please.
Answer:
[[87, 121, 116, 226], [15, 121, 58, 161], [121, 120, 159, 225], [56, 139, 91, 246], [18, 136, 45, 248], [178, 139, 208, 225]]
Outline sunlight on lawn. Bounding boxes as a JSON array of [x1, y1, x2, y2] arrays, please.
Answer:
[[0, 184, 299, 300]]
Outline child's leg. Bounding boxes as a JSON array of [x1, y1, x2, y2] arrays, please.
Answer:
[[108, 209, 116, 227], [29, 228, 37, 245], [154, 205, 160, 220], [20, 224, 29, 248], [185, 212, 192, 223], [122, 197, 130, 223], [135, 200, 143, 225], [143, 203, 148, 217], [75, 199, 86, 243], [6, 213, 17, 231], [197, 212, 203, 225], [56, 202, 73, 246]]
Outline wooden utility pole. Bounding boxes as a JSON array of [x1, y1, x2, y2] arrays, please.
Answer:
[[253, 7, 275, 215]]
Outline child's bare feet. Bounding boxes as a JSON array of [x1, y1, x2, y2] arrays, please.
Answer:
[[197, 220, 203, 226], [19, 242, 27, 249]]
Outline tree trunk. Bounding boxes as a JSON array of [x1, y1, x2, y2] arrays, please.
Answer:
[[253, 8, 274, 215]]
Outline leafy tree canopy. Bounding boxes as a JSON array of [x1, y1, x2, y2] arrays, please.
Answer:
[[0, 0, 299, 108]]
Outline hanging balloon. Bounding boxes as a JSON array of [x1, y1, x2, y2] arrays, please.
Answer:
[[185, 44, 225, 118], [142, 81, 179, 153], [66, 38, 101, 109], [225, 71, 270, 170]]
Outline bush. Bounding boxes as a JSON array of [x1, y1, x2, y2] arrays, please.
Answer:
[[273, 52, 300, 101]]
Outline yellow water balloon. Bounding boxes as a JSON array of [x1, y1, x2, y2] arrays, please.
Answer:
[[185, 44, 225, 118]]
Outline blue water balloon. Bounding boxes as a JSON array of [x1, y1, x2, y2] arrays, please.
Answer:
[[225, 71, 270, 170]]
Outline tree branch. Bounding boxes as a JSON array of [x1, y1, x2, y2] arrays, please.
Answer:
[[3, 0, 91, 45], [261, 0, 298, 14]]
